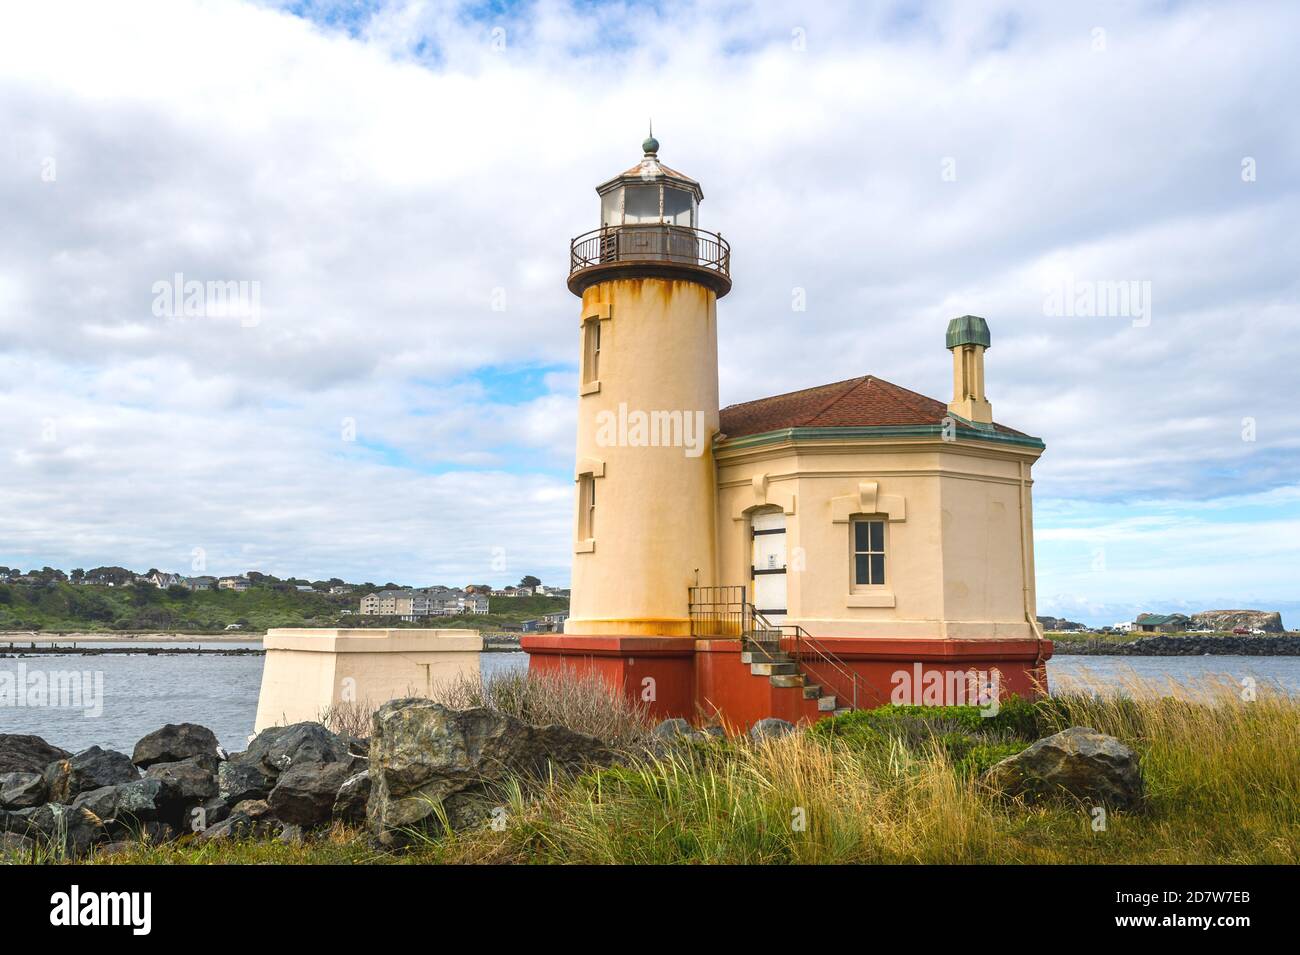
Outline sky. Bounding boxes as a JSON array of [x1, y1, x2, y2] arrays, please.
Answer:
[[0, 0, 1297, 625]]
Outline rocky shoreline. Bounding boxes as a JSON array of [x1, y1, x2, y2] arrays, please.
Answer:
[[1052, 634, 1300, 656]]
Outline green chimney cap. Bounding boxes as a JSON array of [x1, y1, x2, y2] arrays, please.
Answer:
[[946, 315, 991, 349]]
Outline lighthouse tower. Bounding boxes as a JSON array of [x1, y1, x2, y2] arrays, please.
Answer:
[[563, 134, 730, 639]]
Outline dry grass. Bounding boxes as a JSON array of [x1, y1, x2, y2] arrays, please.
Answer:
[[430, 667, 656, 751]]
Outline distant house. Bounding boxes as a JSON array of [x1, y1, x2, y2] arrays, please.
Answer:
[[182, 576, 217, 591], [144, 571, 182, 589], [1134, 613, 1189, 633], [328, 585, 351, 595], [218, 576, 250, 592], [295, 585, 315, 592]]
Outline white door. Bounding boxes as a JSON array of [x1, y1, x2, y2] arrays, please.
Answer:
[[751, 511, 787, 624]]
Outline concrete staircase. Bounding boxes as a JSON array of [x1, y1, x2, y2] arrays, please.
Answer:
[[741, 634, 852, 717]]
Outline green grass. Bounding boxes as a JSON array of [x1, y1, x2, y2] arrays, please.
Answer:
[[0, 581, 568, 634], [47, 678, 1300, 866]]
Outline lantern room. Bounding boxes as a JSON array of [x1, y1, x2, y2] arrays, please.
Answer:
[[596, 132, 703, 228]]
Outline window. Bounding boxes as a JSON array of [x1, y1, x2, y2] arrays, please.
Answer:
[[582, 318, 600, 385], [852, 519, 885, 587], [578, 473, 596, 541], [623, 184, 661, 223], [662, 187, 695, 227]]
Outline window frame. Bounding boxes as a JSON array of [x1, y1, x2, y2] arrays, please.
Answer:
[[850, 516, 887, 591]]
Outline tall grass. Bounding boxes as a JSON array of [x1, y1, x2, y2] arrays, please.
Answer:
[[429, 673, 1300, 865]]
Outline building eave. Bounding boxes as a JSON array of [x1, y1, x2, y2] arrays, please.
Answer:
[[714, 424, 1047, 455]]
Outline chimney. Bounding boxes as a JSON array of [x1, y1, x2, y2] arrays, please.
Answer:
[[945, 315, 992, 426]]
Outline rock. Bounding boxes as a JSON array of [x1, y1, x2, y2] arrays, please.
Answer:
[[1, 831, 35, 858], [1, 804, 108, 857], [217, 760, 273, 805], [239, 722, 351, 776], [131, 723, 220, 768], [145, 756, 219, 803], [44, 746, 139, 803], [749, 718, 796, 742], [651, 718, 696, 740], [332, 771, 370, 824], [0, 771, 47, 809], [368, 699, 613, 845], [231, 798, 271, 819], [983, 726, 1145, 811], [0, 734, 70, 775], [197, 811, 257, 843], [72, 778, 168, 823], [268, 761, 353, 827], [276, 823, 304, 845]]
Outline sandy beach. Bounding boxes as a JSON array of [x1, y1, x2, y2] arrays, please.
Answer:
[[0, 631, 263, 644]]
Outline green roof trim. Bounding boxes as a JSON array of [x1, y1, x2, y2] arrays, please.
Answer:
[[946, 315, 991, 350], [716, 424, 1045, 452]]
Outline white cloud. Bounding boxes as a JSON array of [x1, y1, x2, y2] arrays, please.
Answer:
[[1, 0, 1297, 596]]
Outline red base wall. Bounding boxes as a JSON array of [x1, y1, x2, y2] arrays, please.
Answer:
[[521, 634, 1053, 731]]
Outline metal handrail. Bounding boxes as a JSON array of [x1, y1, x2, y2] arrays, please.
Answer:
[[749, 609, 864, 712], [688, 587, 865, 712], [569, 224, 730, 279]]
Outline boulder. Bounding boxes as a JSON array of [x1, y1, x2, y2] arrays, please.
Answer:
[[231, 798, 271, 819], [268, 761, 353, 827], [145, 756, 219, 803], [197, 810, 259, 843], [131, 723, 220, 768], [44, 746, 139, 803], [0, 831, 35, 859], [332, 771, 370, 824], [1, 804, 108, 857], [72, 778, 168, 823], [238, 722, 351, 776], [749, 718, 796, 743], [651, 718, 695, 740], [0, 734, 70, 775], [0, 771, 47, 809], [368, 699, 613, 845], [983, 726, 1145, 811], [217, 760, 273, 805]]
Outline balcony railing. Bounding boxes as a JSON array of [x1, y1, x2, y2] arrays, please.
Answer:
[[569, 224, 731, 285]]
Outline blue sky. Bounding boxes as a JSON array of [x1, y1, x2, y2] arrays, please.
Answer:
[[1, 0, 1297, 625]]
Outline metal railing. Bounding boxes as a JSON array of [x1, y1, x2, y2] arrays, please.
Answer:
[[570, 224, 730, 279], [687, 586, 866, 711], [687, 585, 748, 638]]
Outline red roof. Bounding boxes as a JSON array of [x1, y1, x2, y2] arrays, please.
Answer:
[[718, 375, 1030, 440]]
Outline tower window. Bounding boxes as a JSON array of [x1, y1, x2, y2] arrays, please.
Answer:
[[582, 318, 601, 387], [578, 473, 596, 541], [852, 519, 886, 587]]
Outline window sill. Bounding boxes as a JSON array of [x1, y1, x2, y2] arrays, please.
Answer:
[[846, 592, 895, 608], [574, 539, 596, 554], [579, 380, 601, 396]]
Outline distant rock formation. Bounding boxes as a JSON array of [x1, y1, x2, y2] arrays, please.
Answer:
[[1037, 615, 1085, 631], [1189, 610, 1285, 633]]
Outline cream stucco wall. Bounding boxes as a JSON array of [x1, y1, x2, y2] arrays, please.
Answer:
[[253, 628, 482, 732], [715, 433, 1043, 640], [566, 277, 720, 636]]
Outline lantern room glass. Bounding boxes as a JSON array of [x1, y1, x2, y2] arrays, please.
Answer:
[[599, 184, 698, 227]]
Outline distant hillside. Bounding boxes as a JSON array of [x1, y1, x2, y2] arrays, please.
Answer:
[[0, 581, 567, 634]]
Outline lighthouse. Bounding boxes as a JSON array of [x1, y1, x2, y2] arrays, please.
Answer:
[[524, 133, 1051, 729], [563, 133, 730, 639]]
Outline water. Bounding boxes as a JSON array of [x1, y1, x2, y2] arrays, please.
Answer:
[[3, 648, 1296, 755]]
